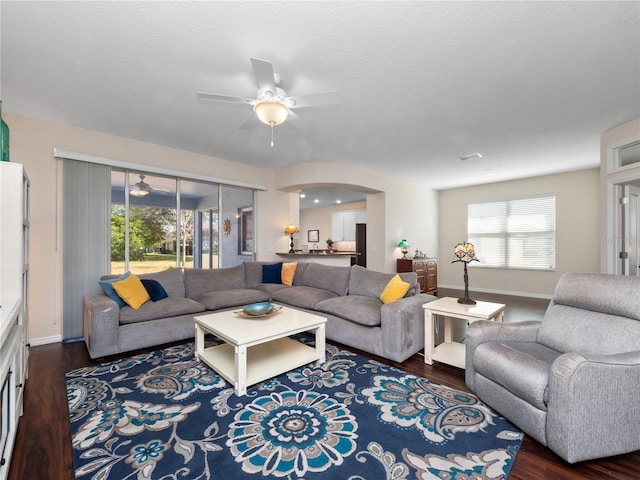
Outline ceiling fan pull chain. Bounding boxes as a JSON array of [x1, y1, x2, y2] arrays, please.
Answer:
[[270, 123, 275, 147]]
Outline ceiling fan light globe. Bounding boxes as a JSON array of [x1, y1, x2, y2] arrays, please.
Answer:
[[130, 189, 149, 197], [254, 101, 289, 126]]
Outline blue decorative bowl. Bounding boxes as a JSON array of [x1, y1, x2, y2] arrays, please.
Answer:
[[242, 302, 276, 316]]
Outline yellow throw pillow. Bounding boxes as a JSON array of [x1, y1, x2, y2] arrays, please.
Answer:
[[281, 262, 298, 286], [380, 274, 411, 304], [112, 274, 150, 310]]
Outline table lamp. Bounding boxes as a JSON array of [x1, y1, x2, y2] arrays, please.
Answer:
[[398, 239, 410, 259], [284, 224, 300, 254], [451, 241, 479, 304]]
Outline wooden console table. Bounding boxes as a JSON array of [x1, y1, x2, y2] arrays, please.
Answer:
[[397, 258, 437, 294]]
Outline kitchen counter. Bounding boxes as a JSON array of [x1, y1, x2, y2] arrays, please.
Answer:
[[276, 251, 359, 267], [276, 251, 359, 256]]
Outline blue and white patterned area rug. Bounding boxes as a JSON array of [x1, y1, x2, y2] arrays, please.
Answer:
[[66, 337, 523, 480]]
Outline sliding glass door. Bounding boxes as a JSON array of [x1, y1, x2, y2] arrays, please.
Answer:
[[110, 171, 249, 273]]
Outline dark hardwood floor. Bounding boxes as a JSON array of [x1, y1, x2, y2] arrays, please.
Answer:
[[8, 290, 640, 479]]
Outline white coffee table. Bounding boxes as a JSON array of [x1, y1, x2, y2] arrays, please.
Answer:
[[423, 297, 505, 369], [194, 306, 326, 395]]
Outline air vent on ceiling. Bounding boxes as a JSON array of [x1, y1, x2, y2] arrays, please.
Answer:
[[459, 153, 483, 161]]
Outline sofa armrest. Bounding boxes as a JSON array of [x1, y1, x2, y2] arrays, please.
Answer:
[[380, 293, 436, 363], [83, 294, 120, 359], [465, 320, 541, 389], [547, 350, 640, 463]]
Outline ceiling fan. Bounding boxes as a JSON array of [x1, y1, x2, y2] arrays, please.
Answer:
[[130, 175, 170, 197], [197, 58, 340, 145]]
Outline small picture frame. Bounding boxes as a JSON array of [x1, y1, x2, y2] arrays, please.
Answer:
[[308, 229, 319, 243]]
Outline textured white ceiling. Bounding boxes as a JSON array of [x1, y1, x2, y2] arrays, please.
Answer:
[[2, 1, 639, 190]]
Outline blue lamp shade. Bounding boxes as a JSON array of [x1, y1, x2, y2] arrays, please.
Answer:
[[397, 239, 410, 259]]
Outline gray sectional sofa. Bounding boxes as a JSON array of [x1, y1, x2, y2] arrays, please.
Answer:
[[83, 261, 436, 362]]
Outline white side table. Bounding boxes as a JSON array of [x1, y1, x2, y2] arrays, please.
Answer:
[[423, 297, 505, 369]]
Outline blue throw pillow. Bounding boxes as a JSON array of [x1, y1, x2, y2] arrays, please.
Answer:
[[98, 271, 131, 308], [141, 278, 169, 302], [262, 262, 283, 284]]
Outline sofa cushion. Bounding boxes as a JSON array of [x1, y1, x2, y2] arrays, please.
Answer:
[[184, 265, 246, 299], [272, 286, 338, 310], [348, 265, 417, 299], [141, 279, 169, 302], [119, 297, 206, 325], [139, 268, 185, 298], [98, 271, 131, 308], [244, 261, 269, 288], [538, 304, 640, 355], [194, 288, 270, 310], [112, 274, 151, 310], [262, 262, 283, 284], [256, 283, 289, 295], [301, 263, 351, 296], [473, 341, 562, 411], [281, 262, 297, 286], [292, 262, 309, 286], [315, 295, 382, 327], [551, 272, 640, 321], [380, 274, 411, 304]]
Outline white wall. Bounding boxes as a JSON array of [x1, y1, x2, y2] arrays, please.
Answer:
[[383, 174, 439, 273], [438, 168, 600, 297]]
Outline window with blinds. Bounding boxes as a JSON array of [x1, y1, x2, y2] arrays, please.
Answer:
[[468, 195, 556, 270]]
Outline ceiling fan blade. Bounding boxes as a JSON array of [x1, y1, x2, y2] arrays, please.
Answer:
[[286, 91, 340, 109], [197, 92, 254, 105], [286, 110, 313, 135], [239, 114, 261, 131], [250, 58, 276, 96]]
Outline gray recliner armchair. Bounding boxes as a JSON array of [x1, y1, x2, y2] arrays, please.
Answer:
[[465, 272, 640, 464]]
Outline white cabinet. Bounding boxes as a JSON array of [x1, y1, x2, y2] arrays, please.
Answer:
[[331, 209, 366, 241], [0, 162, 29, 480], [331, 213, 343, 243], [342, 211, 357, 241]]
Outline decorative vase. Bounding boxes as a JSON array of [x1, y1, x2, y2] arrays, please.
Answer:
[[0, 100, 9, 162]]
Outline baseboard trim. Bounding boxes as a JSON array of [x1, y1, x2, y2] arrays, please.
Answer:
[[29, 334, 64, 346], [438, 284, 553, 300]]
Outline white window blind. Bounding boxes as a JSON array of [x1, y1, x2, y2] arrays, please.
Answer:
[[468, 195, 556, 270]]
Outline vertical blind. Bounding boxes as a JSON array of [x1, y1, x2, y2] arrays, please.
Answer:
[[468, 195, 556, 270], [63, 160, 111, 339]]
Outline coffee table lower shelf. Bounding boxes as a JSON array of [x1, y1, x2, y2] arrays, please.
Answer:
[[197, 337, 319, 394]]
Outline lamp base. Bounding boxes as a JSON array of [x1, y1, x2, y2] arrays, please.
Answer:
[[288, 234, 295, 254], [458, 262, 476, 305], [457, 297, 477, 305]]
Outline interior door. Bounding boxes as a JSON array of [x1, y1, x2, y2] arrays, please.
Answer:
[[622, 184, 640, 276]]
